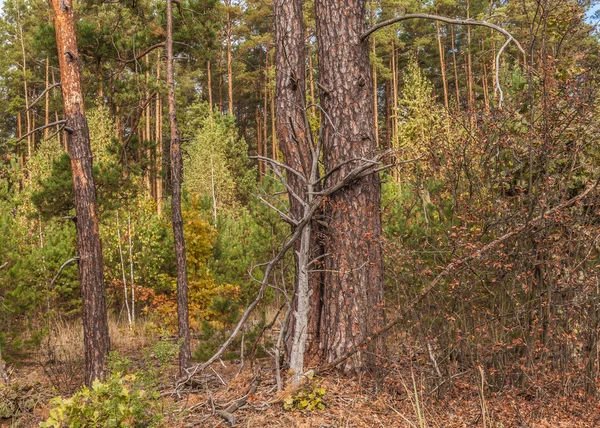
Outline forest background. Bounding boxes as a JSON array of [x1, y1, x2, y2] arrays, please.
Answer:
[[2, 0, 600, 426]]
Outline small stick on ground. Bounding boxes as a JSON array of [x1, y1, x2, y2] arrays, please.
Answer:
[[217, 379, 259, 426]]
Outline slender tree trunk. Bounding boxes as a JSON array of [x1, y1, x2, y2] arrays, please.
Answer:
[[45, 58, 50, 139], [16, 3, 32, 160], [391, 41, 398, 144], [315, 0, 385, 372], [256, 105, 263, 178], [166, 0, 192, 375], [263, 52, 269, 158], [451, 26, 461, 111], [156, 53, 163, 215], [466, 0, 474, 115], [50, 0, 110, 386], [482, 54, 490, 112], [207, 59, 213, 113], [436, 21, 449, 110], [145, 55, 152, 196], [308, 38, 317, 119], [226, 0, 234, 116], [116, 211, 132, 327], [274, 0, 324, 374], [270, 71, 277, 159], [218, 53, 223, 113]]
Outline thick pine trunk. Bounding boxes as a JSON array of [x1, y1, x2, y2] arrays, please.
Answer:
[[274, 0, 324, 371], [315, 0, 385, 372], [50, 0, 110, 386], [166, 0, 192, 375]]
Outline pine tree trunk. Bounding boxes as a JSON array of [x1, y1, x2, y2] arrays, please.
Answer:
[[436, 21, 449, 110], [315, 0, 385, 372], [45, 58, 50, 139], [156, 53, 163, 215], [166, 0, 191, 375], [207, 59, 213, 113], [274, 0, 324, 372], [466, 0, 474, 115], [226, 0, 234, 116], [451, 26, 461, 111], [50, 0, 110, 386]]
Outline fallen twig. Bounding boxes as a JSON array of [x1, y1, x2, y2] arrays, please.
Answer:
[[217, 379, 259, 426]]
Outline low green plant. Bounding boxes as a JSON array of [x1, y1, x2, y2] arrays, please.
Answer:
[[41, 341, 177, 428], [283, 383, 326, 412]]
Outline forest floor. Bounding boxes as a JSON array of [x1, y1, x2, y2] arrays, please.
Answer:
[[3, 322, 600, 427]]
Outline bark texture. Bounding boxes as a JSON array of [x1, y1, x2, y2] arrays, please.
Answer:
[[166, 0, 192, 375], [274, 0, 324, 368], [50, 0, 110, 386], [315, 0, 385, 371]]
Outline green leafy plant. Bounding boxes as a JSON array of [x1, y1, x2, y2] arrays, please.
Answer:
[[283, 384, 326, 412], [40, 344, 176, 428]]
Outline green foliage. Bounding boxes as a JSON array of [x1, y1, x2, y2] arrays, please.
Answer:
[[41, 374, 163, 428], [184, 106, 256, 211], [283, 382, 327, 412], [41, 344, 176, 428]]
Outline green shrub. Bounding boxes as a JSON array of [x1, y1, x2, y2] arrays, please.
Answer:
[[41, 342, 177, 428]]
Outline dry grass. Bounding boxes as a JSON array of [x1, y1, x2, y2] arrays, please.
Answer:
[[35, 316, 151, 392]]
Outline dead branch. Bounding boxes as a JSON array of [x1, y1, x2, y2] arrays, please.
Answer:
[[14, 120, 66, 144], [118, 42, 165, 64], [361, 14, 525, 54], [250, 155, 307, 183], [175, 152, 391, 389], [249, 303, 286, 367], [217, 379, 259, 426], [361, 14, 526, 108], [315, 182, 597, 374], [49, 257, 80, 288], [26, 83, 61, 113]]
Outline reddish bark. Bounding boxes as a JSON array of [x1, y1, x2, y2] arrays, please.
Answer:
[[315, 0, 385, 372], [50, 0, 110, 386]]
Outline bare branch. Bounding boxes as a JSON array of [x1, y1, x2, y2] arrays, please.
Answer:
[[495, 37, 512, 108], [256, 194, 298, 225], [14, 120, 66, 144], [361, 14, 526, 109], [50, 257, 80, 288], [361, 14, 525, 56], [26, 83, 61, 113], [249, 155, 307, 183], [118, 42, 166, 64]]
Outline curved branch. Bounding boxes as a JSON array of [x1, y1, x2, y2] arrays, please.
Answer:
[[361, 14, 525, 108], [50, 257, 80, 288], [14, 120, 66, 144], [361, 14, 525, 56], [118, 42, 165, 64]]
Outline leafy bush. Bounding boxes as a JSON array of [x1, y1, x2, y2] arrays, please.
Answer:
[[283, 382, 327, 412], [41, 342, 176, 428], [41, 374, 163, 428]]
